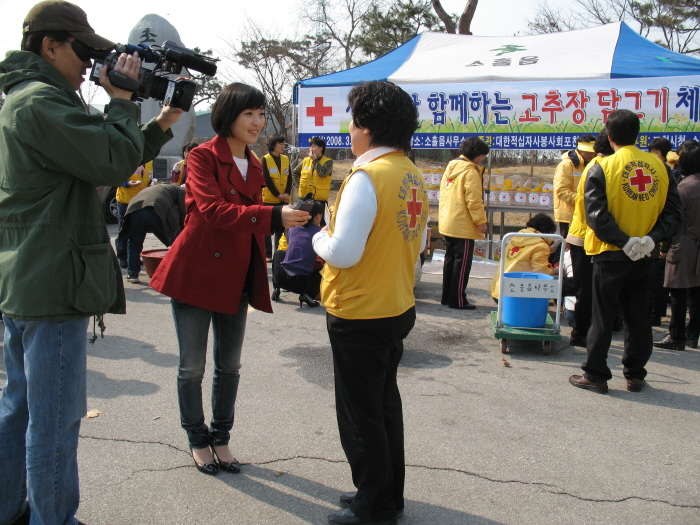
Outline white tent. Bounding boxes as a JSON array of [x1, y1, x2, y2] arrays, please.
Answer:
[[295, 23, 700, 150]]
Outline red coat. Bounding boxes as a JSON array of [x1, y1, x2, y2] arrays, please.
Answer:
[[150, 135, 274, 314]]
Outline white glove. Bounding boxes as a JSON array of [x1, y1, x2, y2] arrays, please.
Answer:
[[622, 237, 642, 261], [637, 236, 655, 258]]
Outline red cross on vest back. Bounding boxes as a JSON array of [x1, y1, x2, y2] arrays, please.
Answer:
[[307, 97, 332, 126], [629, 168, 653, 193], [406, 187, 423, 229]]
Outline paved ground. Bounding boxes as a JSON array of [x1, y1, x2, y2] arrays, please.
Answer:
[[1, 225, 699, 524]]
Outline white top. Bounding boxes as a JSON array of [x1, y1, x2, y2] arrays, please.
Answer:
[[233, 156, 248, 182], [313, 147, 427, 268]]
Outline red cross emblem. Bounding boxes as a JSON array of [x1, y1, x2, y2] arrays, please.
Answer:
[[406, 187, 423, 229], [629, 168, 653, 193], [306, 97, 332, 126], [509, 247, 520, 258]]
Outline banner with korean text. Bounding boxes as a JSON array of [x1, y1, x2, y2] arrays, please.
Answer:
[[297, 75, 700, 150]]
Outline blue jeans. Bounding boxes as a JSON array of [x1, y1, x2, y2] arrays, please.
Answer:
[[0, 316, 89, 525], [172, 296, 248, 449], [126, 207, 168, 275]]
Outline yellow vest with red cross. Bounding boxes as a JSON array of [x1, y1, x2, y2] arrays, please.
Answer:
[[298, 156, 332, 201], [261, 153, 290, 204], [321, 151, 428, 319], [584, 145, 669, 256]]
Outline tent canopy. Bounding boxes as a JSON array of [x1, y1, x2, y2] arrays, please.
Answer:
[[297, 22, 700, 90]]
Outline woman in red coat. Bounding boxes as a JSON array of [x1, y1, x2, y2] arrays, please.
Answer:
[[150, 83, 310, 475]]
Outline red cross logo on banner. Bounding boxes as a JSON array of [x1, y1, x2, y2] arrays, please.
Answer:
[[306, 97, 332, 126], [406, 187, 423, 229], [629, 168, 653, 193]]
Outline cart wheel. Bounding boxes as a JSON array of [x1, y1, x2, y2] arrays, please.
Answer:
[[543, 341, 551, 355], [500, 339, 508, 353]]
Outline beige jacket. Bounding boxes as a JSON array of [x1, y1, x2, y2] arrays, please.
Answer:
[[553, 150, 587, 223]]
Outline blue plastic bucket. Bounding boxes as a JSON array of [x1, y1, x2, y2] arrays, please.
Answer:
[[502, 272, 554, 328]]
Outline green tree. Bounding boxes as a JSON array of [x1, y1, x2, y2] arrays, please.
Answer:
[[527, 0, 700, 55], [358, 0, 443, 61]]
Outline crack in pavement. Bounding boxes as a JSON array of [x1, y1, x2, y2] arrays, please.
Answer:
[[79, 437, 699, 509]]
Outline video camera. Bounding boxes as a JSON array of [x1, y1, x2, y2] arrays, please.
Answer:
[[86, 40, 218, 112]]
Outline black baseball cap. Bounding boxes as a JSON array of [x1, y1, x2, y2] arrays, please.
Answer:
[[23, 1, 115, 51]]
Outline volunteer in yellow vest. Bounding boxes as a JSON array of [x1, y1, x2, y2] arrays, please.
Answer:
[[553, 134, 596, 240], [570, 109, 682, 395], [565, 130, 614, 348], [293, 136, 333, 210], [170, 140, 199, 185], [489, 213, 556, 300], [115, 163, 151, 267], [312, 81, 428, 525], [262, 134, 292, 258], [439, 137, 489, 309]]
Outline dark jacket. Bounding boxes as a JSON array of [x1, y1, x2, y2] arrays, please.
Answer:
[[0, 50, 172, 320], [118, 184, 186, 246], [665, 174, 700, 288]]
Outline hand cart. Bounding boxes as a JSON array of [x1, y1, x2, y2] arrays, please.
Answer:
[[491, 232, 565, 355]]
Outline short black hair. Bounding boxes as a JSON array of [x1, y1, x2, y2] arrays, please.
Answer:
[[594, 129, 614, 156], [526, 213, 556, 234], [459, 137, 489, 160], [267, 134, 286, 153], [679, 145, 700, 177], [210, 83, 265, 138], [347, 81, 418, 151], [182, 140, 198, 157], [309, 136, 326, 156], [677, 139, 700, 155], [576, 134, 597, 145], [648, 137, 673, 157], [605, 109, 639, 146], [304, 201, 325, 227], [21, 30, 71, 55]]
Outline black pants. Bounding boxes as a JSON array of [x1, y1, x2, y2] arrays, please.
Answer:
[[569, 244, 593, 339], [584, 259, 654, 382], [264, 203, 285, 257], [651, 258, 669, 320], [441, 236, 474, 308], [669, 286, 700, 340], [327, 308, 415, 523], [271, 250, 321, 298], [558, 222, 570, 240]]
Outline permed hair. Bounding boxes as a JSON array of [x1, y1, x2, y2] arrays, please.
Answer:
[[459, 137, 490, 161], [594, 129, 614, 156], [267, 134, 286, 153], [347, 81, 418, 151], [526, 213, 556, 234], [210, 83, 265, 138], [309, 136, 326, 156]]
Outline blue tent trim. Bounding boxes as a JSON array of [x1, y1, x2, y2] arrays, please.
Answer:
[[611, 22, 700, 78]]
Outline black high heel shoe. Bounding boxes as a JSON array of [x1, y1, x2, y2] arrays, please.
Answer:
[[299, 293, 320, 308], [212, 447, 241, 473], [190, 446, 218, 476], [271, 288, 281, 302]]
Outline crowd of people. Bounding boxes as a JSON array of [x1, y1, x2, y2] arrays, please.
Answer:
[[0, 2, 696, 525]]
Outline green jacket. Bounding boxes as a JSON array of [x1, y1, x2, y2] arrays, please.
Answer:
[[0, 51, 173, 320]]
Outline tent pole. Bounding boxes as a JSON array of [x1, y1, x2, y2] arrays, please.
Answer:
[[486, 152, 492, 259]]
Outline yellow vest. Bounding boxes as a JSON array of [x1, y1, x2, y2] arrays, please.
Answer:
[[584, 146, 669, 256], [299, 156, 332, 201], [116, 166, 149, 204], [321, 151, 428, 319], [568, 157, 601, 240], [261, 153, 290, 204]]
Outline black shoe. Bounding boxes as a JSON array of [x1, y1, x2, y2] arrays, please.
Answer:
[[449, 303, 476, 310], [569, 335, 587, 348], [299, 294, 320, 308], [686, 333, 698, 349], [569, 374, 608, 394], [626, 378, 646, 392], [126, 272, 140, 283], [327, 508, 397, 525], [271, 288, 281, 302], [190, 447, 218, 476], [118, 259, 127, 269], [651, 316, 662, 327], [653, 335, 685, 350], [339, 492, 355, 508], [212, 448, 241, 473]]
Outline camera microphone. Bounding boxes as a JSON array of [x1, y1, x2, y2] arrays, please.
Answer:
[[162, 41, 218, 76]]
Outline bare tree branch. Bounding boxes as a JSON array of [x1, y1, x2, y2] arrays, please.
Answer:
[[457, 0, 478, 35], [431, 0, 456, 33]]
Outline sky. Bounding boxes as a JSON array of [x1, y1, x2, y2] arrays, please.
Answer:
[[0, 0, 580, 104]]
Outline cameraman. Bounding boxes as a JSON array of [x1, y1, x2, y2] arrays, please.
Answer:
[[0, 1, 181, 523]]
